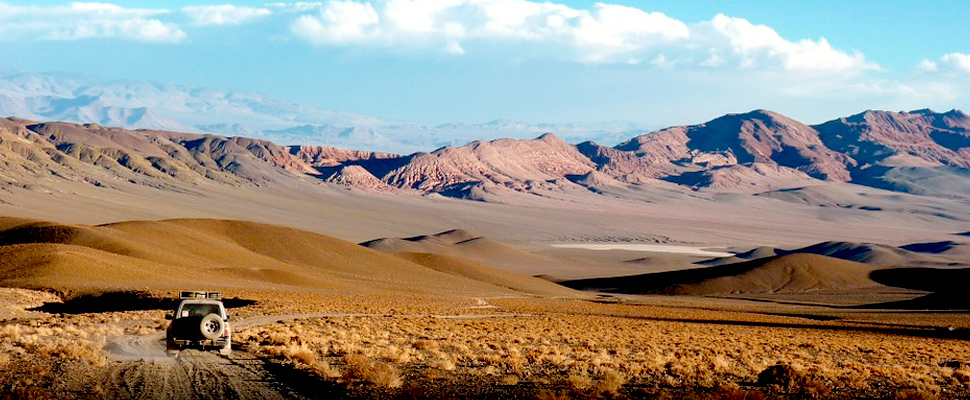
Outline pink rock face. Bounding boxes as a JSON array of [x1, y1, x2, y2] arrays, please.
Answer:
[[325, 165, 390, 190], [288, 145, 398, 168], [381, 133, 596, 191], [0, 118, 327, 187], [617, 110, 854, 183], [815, 109, 970, 168]]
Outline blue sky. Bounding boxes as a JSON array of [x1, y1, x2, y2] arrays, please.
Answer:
[[2, 0, 969, 126]]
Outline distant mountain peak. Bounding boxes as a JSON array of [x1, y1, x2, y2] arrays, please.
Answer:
[[0, 71, 647, 154], [537, 132, 564, 143], [945, 108, 968, 117], [735, 108, 784, 118]]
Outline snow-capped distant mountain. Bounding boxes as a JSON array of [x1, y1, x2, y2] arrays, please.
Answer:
[[0, 70, 647, 153]]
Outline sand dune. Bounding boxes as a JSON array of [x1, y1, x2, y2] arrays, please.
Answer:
[[390, 252, 581, 297], [698, 246, 781, 266], [901, 241, 970, 257], [788, 241, 935, 266], [699, 240, 959, 268], [0, 219, 144, 257], [361, 229, 580, 277], [0, 218, 579, 297], [562, 253, 881, 295]]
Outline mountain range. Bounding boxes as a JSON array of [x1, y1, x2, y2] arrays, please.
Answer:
[[319, 108, 970, 200], [0, 71, 641, 154], [0, 107, 968, 203]]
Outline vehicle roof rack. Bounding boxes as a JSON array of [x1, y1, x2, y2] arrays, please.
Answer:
[[180, 291, 222, 300]]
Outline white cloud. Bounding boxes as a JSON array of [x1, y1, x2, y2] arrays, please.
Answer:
[[289, 0, 690, 63], [917, 53, 970, 77], [699, 15, 872, 72], [0, 2, 185, 43], [918, 59, 938, 72], [182, 5, 272, 26], [939, 53, 970, 74], [292, 1, 380, 44], [268, 2, 329, 13], [69, 3, 124, 12], [286, 1, 872, 73]]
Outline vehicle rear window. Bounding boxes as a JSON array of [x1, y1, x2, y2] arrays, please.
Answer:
[[180, 303, 220, 317]]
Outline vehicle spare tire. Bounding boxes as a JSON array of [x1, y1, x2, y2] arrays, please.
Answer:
[[200, 314, 224, 340]]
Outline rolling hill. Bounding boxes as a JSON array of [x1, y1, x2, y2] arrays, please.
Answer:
[[561, 253, 882, 296], [361, 229, 584, 277], [700, 239, 968, 268], [0, 217, 579, 298]]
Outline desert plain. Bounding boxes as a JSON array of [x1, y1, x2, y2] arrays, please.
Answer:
[[0, 114, 967, 399]]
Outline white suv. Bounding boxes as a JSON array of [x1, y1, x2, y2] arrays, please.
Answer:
[[165, 291, 232, 356]]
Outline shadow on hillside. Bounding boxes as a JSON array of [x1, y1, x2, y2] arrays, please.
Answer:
[[865, 267, 970, 310], [30, 291, 256, 314]]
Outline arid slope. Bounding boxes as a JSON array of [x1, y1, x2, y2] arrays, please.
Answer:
[[562, 253, 882, 296], [0, 218, 578, 297]]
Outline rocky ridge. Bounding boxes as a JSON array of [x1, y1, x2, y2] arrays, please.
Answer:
[[0, 108, 968, 200]]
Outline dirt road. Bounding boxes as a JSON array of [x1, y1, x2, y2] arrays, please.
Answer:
[[104, 329, 304, 399], [98, 301, 523, 399], [100, 313, 365, 400]]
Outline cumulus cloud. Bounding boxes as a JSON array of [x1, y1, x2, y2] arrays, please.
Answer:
[[292, 1, 381, 44], [697, 15, 872, 72], [182, 5, 272, 26], [0, 2, 185, 43], [921, 53, 970, 75], [290, 0, 691, 64], [287, 0, 872, 73]]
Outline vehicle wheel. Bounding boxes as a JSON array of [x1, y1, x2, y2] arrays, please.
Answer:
[[219, 345, 232, 357], [200, 314, 224, 340]]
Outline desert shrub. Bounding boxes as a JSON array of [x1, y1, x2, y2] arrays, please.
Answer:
[[568, 370, 594, 391], [594, 367, 626, 395], [757, 363, 803, 388], [345, 353, 403, 388], [310, 358, 342, 379], [498, 374, 520, 386], [286, 344, 318, 365]]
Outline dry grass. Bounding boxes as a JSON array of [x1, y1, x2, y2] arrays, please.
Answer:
[[0, 310, 131, 397], [345, 353, 404, 388], [237, 299, 970, 398], [236, 296, 970, 398], [0, 288, 964, 399]]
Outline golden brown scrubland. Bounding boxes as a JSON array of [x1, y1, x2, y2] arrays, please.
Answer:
[[0, 217, 967, 399]]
